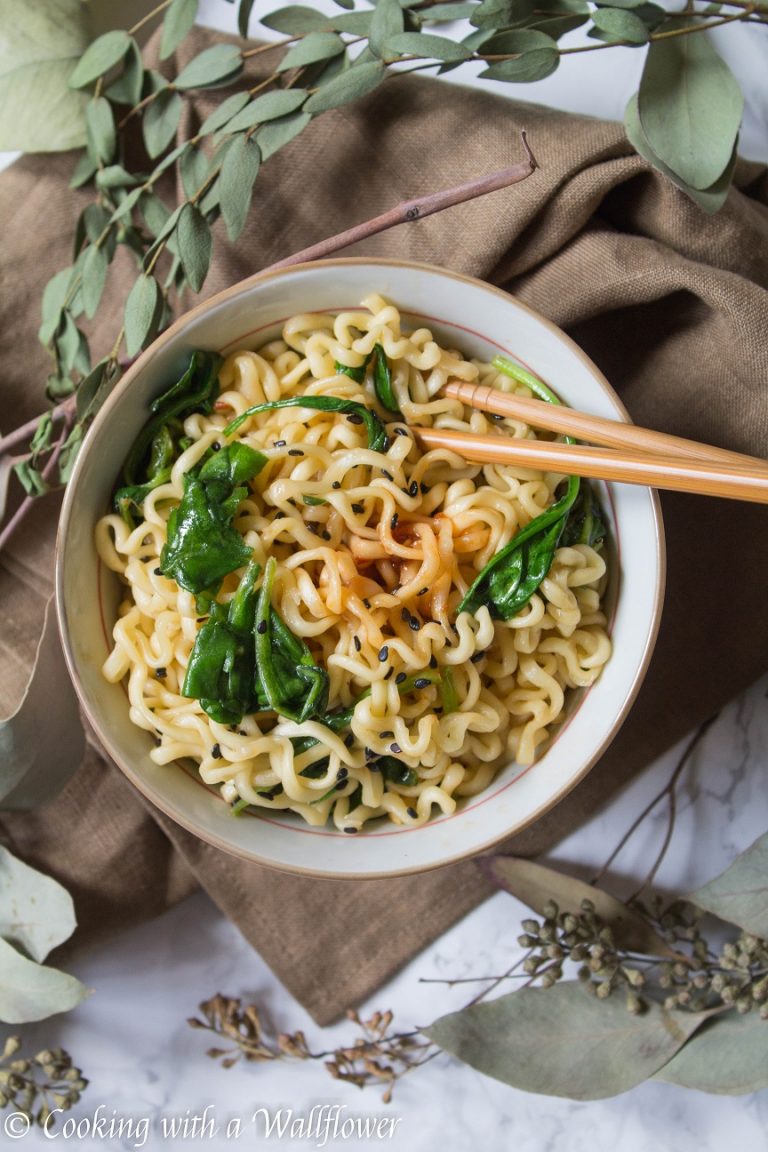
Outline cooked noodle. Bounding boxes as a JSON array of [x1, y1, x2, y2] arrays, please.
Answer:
[[96, 295, 612, 832]]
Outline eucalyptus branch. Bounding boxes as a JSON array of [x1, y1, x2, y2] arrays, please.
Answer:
[[0, 404, 73, 551]]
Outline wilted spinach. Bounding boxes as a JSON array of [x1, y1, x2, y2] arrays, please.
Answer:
[[225, 394, 390, 453]]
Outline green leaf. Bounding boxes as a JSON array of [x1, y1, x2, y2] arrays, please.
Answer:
[[69, 28, 131, 88], [471, 0, 535, 28], [226, 88, 308, 132], [624, 93, 736, 214], [81, 245, 108, 320], [277, 31, 346, 71], [199, 90, 250, 134], [426, 984, 713, 1099], [369, 0, 405, 57], [385, 32, 473, 61], [219, 135, 261, 241], [0, 0, 89, 151], [104, 37, 143, 106], [304, 60, 385, 113], [687, 831, 768, 936], [654, 1011, 768, 1095], [0, 937, 90, 1024], [56, 312, 82, 374], [481, 857, 681, 958], [175, 44, 244, 89], [124, 274, 160, 357], [637, 32, 744, 189], [239, 0, 258, 37], [85, 96, 116, 164], [177, 203, 212, 292], [75, 358, 111, 421], [332, 11, 374, 34], [58, 423, 85, 484], [591, 7, 648, 42], [226, 394, 389, 452], [479, 29, 559, 81], [39, 266, 74, 345], [13, 460, 48, 499], [257, 110, 313, 159], [180, 143, 210, 199], [423, 2, 479, 18], [261, 5, 331, 33], [70, 151, 98, 188], [161, 0, 200, 59], [0, 598, 85, 810], [0, 846, 76, 964], [143, 87, 183, 158]]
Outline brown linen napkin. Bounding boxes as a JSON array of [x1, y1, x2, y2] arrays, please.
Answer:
[[1, 28, 767, 1025]]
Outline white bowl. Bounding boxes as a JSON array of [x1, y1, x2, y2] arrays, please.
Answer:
[[56, 259, 664, 878]]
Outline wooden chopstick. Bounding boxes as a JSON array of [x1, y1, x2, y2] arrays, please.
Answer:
[[411, 426, 768, 504], [442, 381, 767, 471]]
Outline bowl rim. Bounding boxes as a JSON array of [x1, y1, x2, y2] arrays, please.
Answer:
[[55, 257, 666, 879]]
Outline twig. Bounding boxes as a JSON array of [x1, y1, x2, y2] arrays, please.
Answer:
[[0, 398, 75, 457], [0, 407, 74, 553], [268, 132, 538, 271]]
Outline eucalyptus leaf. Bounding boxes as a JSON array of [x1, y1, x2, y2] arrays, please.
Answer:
[[39, 266, 74, 346], [332, 11, 374, 34], [479, 30, 559, 82], [624, 94, 736, 214], [426, 983, 713, 1099], [85, 97, 116, 164], [57, 312, 82, 375], [687, 831, 768, 936], [304, 61, 386, 114], [481, 856, 682, 958], [385, 32, 473, 61], [0, 0, 89, 151], [177, 203, 212, 292], [423, 2, 479, 18], [637, 32, 744, 190], [239, 0, 258, 37], [124, 274, 160, 357], [226, 89, 308, 132], [220, 135, 261, 241], [471, 0, 535, 28], [175, 44, 244, 89], [81, 245, 108, 320], [590, 7, 648, 43], [69, 152, 98, 189], [277, 32, 346, 72], [369, 0, 405, 57], [69, 29, 131, 89], [0, 846, 76, 964], [143, 88, 183, 158], [654, 1011, 768, 1094], [257, 110, 313, 159], [180, 143, 210, 199], [105, 38, 143, 107], [161, 0, 200, 60], [0, 598, 85, 810], [261, 5, 331, 33], [199, 90, 251, 135], [0, 937, 90, 1025]]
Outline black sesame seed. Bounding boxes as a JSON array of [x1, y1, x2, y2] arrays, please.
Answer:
[[380, 730, 394, 739], [363, 598, 371, 609], [155, 667, 167, 679], [418, 587, 429, 596], [395, 672, 407, 685], [211, 441, 221, 451], [257, 620, 268, 634], [211, 743, 222, 759], [391, 513, 399, 530], [390, 742, 401, 754], [364, 747, 375, 760], [378, 645, 389, 662], [471, 651, 485, 663], [420, 483, 430, 494], [288, 448, 304, 457], [354, 636, 362, 652], [384, 667, 394, 679], [352, 502, 364, 514], [407, 807, 418, 819], [347, 412, 364, 425], [381, 470, 393, 481], [322, 530, 332, 541], [413, 677, 431, 689], [344, 826, 358, 834], [401, 607, 411, 624], [344, 733, 355, 747], [491, 413, 505, 422], [154, 567, 163, 575], [274, 439, 286, 447], [332, 480, 342, 489], [368, 761, 382, 772], [394, 426, 408, 437], [337, 767, 349, 781], [408, 615, 421, 632], [408, 481, 419, 497], [429, 655, 438, 669]]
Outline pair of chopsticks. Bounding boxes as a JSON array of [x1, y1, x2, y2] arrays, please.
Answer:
[[411, 380, 768, 504]]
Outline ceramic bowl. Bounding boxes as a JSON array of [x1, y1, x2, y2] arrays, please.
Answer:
[[56, 258, 664, 878]]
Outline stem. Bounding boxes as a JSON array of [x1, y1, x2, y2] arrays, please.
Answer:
[[268, 131, 537, 271], [241, 36, 300, 60], [0, 408, 74, 553], [560, 8, 752, 53], [0, 399, 74, 457], [129, 0, 173, 38]]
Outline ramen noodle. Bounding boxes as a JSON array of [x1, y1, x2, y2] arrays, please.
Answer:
[[96, 295, 612, 832]]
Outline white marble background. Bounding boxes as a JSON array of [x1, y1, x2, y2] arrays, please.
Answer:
[[4, 3, 768, 1150]]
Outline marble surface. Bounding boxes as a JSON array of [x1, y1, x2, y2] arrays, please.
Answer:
[[4, 5, 768, 1150]]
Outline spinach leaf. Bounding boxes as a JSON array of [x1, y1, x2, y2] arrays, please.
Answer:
[[377, 757, 418, 787], [439, 667, 459, 714], [160, 442, 267, 593], [371, 344, 400, 414], [224, 394, 390, 453], [334, 356, 369, 383], [560, 480, 608, 550]]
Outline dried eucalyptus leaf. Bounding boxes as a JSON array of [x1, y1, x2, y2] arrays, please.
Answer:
[[654, 1011, 768, 1094], [0, 597, 85, 810], [591, 7, 648, 43], [261, 5, 331, 34], [277, 31, 346, 72], [0, 846, 76, 963], [226, 88, 308, 132], [85, 97, 116, 165], [0, 937, 89, 1024], [81, 245, 108, 320], [257, 110, 313, 159], [69, 29, 132, 89], [220, 135, 261, 241], [332, 11, 374, 34], [143, 88, 183, 159], [471, 0, 535, 28], [108, 184, 143, 222], [369, 0, 405, 58], [423, 2, 479, 18], [199, 90, 251, 135], [39, 267, 74, 346], [238, 0, 258, 37], [687, 831, 768, 936], [385, 32, 473, 61], [95, 164, 139, 191], [57, 312, 82, 375], [161, 0, 200, 60], [304, 61, 385, 114], [177, 203, 211, 292], [124, 274, 160, 357], [426, 983, 713, 1099], [637, 32, 743, 190], [105, 38, 143, 106], [75, 358, 109, 420], [180, 143, 210, 200], [70, 151, 98, 189], [0, 0, 88, 151], [479, 31, 559, 82], [481, 856, 681, 957], [624, 93, 736, 214], [175, 44, 243, 89]]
